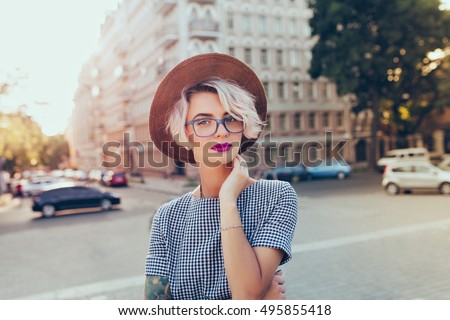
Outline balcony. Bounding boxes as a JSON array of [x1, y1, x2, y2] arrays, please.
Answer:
[[120, 89, 132, 103], [189, 19, 219, 39], [154, 0, 177, 16], [156, 59, 178, 77], [187, 0, 216, 4], [154, 24, 178, 48]]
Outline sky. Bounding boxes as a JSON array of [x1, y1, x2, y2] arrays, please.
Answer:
[[0, 0, 122, 136], [0, 0, 449, 136]]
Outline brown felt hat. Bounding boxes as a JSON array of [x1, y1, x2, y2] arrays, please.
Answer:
[[149, 53, 267, 164]]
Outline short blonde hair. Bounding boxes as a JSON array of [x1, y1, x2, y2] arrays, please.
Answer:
[[166, 77, 264, 144]]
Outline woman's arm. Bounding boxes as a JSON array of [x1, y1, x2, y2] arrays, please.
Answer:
[[219, 155, 291, 299], [262, 270, 286, 300], [144, 276, 172, 300], [220, 202, 283, 299]]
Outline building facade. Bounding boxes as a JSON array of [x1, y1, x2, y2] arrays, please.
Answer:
[[69, 0, 353, 176]]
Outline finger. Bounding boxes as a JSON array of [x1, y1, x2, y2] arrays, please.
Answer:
[[274, 275, 285, 285], [234, 155, 247, 170]]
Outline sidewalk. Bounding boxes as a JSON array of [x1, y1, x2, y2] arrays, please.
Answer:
[[0, 193, 20, 213], [128, 175, 196, 196]]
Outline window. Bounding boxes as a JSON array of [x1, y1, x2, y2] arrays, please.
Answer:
[[244, 48, 252, 64], [323, 112, 329, 128], [320, 82, 328, 100], [290, 50, 300, 67], [227, 12, 234, 29], [279, 113, 287, 131], [263, 81, 270, 98], [294, 113, 302, 129], [242, 14, 251, 33], [276, 49, 283, 66], [191, 7, 198, 19], [261, 48, 268, 65], [336, 112, 343, 127], [414, 166, 431, 173], [259, 15, 268, 34], [309, 112, 316, 129], [292, 81, 301, 100], [205, 9, 212, 20], [303, 24, 311, 37], [305, 81, 314, 100], [277, 82, 285, 99], [289, 19, 297, 35], [275, 17, 283, 34], [228, 47, 235, 56], [392, 166, 413, 173]]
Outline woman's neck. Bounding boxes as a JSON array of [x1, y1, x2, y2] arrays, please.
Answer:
[[197, 164, 232, 198]]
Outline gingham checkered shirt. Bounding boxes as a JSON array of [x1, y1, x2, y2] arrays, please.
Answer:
[[145, 179, 298, 300]]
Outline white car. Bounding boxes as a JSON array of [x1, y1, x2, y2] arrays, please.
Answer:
[[382, 161, 450, 195], [377, 147, 430, 172], [22, 178, 59, 196]]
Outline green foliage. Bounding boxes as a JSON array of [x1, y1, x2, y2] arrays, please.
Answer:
[[42, 134, 70, 170], [308, 0, 450, 134], [0, 111, 69, 173]]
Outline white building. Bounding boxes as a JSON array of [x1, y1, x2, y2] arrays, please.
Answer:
[[70, 0, 353, 176]]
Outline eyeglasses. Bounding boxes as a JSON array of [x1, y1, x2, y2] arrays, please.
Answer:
[[185, 116, 245, 137]]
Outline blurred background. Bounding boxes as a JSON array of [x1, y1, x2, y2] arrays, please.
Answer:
[[0, 0, 449, 300]]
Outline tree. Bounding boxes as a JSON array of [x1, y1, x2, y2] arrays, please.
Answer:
[[0, 111, 48, 173], [308, 0, 450, 169], [41, 134, 70, 170]]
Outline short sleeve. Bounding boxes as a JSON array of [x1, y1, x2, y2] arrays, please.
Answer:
[[251, 182, 298, 265], [145, 206, 169, 276]]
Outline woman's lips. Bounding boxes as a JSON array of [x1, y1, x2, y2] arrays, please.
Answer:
[[211, 143, 232, 152]]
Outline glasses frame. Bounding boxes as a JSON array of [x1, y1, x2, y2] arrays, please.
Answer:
[[185, 116, 245, 137]]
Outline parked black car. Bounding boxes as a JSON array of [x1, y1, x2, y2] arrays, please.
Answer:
[[263, 164, 309, 182], [32, 185, 121, 218]]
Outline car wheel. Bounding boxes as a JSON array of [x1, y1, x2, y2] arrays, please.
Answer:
[[291, 175, 300, 183], [42, 204, 56, 218], [439, 182, 450, 195], [385, 183, 400, 195], [337, 172, 346, 180], [101, 199, 112, 211]]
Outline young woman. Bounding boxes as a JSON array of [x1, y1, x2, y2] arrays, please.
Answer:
[[145, 53, 298, 300]]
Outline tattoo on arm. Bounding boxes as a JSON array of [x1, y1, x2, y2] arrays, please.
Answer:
[[144, 276, 172, 300]]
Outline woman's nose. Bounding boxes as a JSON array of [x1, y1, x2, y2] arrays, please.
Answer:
[[214, 122, 229, 137]]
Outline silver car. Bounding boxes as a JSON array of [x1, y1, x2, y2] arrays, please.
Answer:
[[382, 161, 450, 195]]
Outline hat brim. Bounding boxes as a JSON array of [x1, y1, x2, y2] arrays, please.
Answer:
[[149, 53, 267, 164]]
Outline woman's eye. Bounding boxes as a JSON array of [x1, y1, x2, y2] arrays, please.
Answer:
[[224, 116, 236, 122], [196, 119, 211, 126]]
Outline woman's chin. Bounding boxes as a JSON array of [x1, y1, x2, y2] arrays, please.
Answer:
[[198, 150, 238, 168]]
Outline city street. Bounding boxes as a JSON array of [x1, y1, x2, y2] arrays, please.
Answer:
[[0, 172, 449, 300]]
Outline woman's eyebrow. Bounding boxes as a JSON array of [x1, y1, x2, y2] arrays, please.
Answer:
[[193, 112, 229, 119]]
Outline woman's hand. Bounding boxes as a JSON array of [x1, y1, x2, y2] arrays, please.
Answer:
[[219, 154, 250, 202], [262, 270, 286, 300]]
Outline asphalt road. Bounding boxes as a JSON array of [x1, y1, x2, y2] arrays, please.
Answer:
[[0, 172, 449, 299]]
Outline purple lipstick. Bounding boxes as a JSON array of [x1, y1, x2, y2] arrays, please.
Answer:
[[211, 142, 232, 152]]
